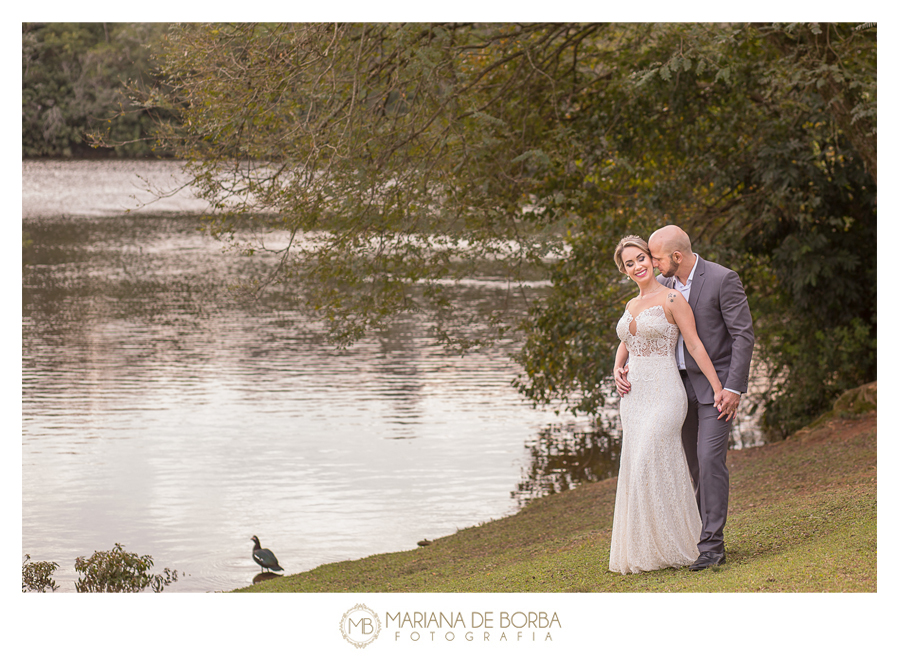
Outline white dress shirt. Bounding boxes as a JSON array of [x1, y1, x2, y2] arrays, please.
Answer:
[[674, 256, 699, 370]]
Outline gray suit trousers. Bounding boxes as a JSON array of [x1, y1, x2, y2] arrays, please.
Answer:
[[680, 370, 731, 553]]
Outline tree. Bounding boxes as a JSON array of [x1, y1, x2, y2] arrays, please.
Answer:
[[22, 22, 173, 157], [130, 22, 875, 437], [136, 23, 609, 347]]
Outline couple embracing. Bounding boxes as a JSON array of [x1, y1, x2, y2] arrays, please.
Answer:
[[608, 225, 754, 574]]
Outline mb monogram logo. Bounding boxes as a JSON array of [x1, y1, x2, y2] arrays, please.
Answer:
[[340, 604, 382, 648]]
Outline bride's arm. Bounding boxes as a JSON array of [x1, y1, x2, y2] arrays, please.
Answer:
[[664, 290, 723, 396]]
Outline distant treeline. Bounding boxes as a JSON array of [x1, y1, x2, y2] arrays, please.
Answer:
[[22, 22, 175, 158]]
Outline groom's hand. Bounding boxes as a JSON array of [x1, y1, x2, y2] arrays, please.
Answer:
[[715, 389, 741, 421], [614, 365, 631, 396]]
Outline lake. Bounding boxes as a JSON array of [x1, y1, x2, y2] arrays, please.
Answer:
[[22, 160, 761, 593]]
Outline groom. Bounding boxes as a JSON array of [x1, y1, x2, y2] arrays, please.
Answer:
[[615, 225, 754, 571]]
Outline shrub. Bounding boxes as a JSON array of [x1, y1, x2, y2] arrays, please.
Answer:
[[74, 543, 178, 593], [22, 554, 60, 592]]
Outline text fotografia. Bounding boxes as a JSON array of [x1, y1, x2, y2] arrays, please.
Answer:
[[387, 611, 561, 642]]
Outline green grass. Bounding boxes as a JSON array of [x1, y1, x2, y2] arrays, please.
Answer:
[[235, 409, 876, 593]]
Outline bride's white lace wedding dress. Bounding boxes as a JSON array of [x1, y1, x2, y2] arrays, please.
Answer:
[[609, 304, 701, 574]]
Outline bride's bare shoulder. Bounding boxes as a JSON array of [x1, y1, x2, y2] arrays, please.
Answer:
[[664, 288, 686, 304], [663, 288, 689, 321]]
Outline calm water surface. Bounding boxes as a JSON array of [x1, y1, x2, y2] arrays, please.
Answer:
[[22, 160, 761, 593]]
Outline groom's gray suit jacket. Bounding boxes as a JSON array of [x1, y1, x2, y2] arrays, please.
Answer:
[[658, 256, 754, 405]]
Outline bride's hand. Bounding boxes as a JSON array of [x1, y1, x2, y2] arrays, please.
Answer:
[[714, 389, 740, 421], [614, 365, 630, 396]]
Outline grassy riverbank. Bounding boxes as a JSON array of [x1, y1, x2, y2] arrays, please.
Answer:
[[236, 384, 877, 593]]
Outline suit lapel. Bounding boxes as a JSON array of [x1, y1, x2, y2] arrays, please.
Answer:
[[688, 256, 706, 311]]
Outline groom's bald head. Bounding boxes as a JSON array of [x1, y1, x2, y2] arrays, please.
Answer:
[[648, 225, 695, 281], [649, 225, 692, 256]]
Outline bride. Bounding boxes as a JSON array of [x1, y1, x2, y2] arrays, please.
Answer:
[[608, 235, 723, 574]]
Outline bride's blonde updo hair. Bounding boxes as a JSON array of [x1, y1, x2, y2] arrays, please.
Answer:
[[614, 235, 650, 273]]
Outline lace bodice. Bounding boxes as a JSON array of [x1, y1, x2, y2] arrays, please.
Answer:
[[616, 305, 680, 358]]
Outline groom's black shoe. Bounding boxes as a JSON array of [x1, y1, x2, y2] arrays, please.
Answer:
[[689, 550, 726, 571]]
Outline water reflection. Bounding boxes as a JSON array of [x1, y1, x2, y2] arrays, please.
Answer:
[[512, 401, 762, 508], [513, 417, 622, 506]]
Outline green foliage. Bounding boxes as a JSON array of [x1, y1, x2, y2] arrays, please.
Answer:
[[22, 22, 173, 157], [74, 543, 178, 593], [739, 128, 876, 438], [513, 217, 638, 415], [137, 22, 875, 437], [22, 555, 59, 593]]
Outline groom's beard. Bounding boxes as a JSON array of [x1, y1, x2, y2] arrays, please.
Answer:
[[657, 264, 677, 278]]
